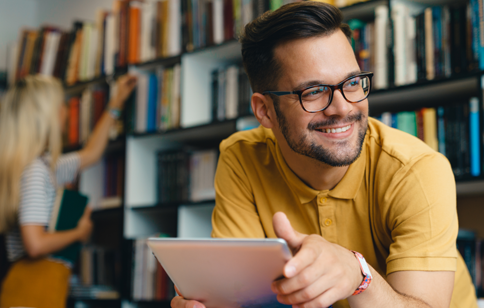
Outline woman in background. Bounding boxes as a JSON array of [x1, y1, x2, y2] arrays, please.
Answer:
[[0, 74, 136, 308]]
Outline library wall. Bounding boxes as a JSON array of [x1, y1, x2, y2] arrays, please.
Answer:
[[0, 0, 38, 71]]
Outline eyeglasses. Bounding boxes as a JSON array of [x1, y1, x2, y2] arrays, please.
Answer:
[[262, 72, 373, 113]]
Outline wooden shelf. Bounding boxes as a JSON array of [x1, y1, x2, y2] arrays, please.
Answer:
[[456, 180, 484, 197]]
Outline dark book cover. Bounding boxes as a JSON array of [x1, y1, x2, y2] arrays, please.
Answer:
[[444, 104, 458, 176], [457, 229, 477, 288], [207, 1, 214, 46], [432, 7, 442, 78], [50, 189, 89, 264], [416, 12, 426, 81], [460, 103, 471, 177], [455, 103, 465, 178], [223, 0, 234, 41], [211, 69, 219, 122], [450, 6, 467, 75]]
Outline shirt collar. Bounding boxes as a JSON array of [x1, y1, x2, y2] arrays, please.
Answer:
[[273, 131, 368, 203]]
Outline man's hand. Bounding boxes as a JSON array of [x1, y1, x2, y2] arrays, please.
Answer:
[[171, 285, 205, 308], [271, 212, 363, 308]]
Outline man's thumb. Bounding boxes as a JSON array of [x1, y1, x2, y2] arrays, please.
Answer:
[[273, 212, 305, 250]]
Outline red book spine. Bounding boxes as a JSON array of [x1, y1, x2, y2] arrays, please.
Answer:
[[68, 97, 80, 145]]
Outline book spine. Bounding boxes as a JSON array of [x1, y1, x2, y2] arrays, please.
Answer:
[[470, 97, 481, 176]]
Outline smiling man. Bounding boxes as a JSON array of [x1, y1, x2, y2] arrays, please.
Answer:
[[172, 2, 477, 308]]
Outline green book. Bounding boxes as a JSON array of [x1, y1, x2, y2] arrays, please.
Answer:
[[397, 111, 417, 137], [48, 189, 89, 264]]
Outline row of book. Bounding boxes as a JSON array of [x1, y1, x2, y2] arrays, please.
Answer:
[[128, 64, 181, 133], [390, 2, 483, 87], [98, 155, 125, 210], [78, 245, 122, 288], [211, 64, 252, 122], [64, 85, 109, 147], [157, 149, 218, 204], [348, 5, 389, 90], [132, 237, 175, 301], [374, 98, 481, 179], [457, 229, 484, 295], [348, 20, 375, 74]]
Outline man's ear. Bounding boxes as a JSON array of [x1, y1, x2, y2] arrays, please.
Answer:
[[251, 93, 275, 129]]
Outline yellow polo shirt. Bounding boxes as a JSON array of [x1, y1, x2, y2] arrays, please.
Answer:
[[212, 117, 477, 308]]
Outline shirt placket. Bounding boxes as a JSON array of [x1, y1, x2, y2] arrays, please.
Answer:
[[317, 192, 336, 243]]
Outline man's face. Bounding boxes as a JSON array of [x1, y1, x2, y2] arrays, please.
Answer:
[[271, 31, 369, 167]]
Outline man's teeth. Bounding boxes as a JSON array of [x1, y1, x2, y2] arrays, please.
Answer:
[[321, 124, 351, 133]]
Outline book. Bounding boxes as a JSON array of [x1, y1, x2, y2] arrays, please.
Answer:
[[48, 189, 89, 264]]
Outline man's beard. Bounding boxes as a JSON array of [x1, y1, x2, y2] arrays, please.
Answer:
[[275, 105, 368, 167]]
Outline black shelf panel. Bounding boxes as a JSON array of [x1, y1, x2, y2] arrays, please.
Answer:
[[130, 119, 239, 143], [369, 73, 481, 113], [133, 300, 172, 308], [340, 0, 388, 21], [67, 298, 121, 308], [91, 206, 123, 219], [129, 200, 215, 211], [133, 55, 182, 69], [63, 136, 126, 154], [64, 76, 109, 93]]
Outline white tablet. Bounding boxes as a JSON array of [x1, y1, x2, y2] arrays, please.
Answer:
[[147, 238, 293, 308]]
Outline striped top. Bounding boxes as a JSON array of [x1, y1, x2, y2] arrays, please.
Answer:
[[5, 152, 81, 262]]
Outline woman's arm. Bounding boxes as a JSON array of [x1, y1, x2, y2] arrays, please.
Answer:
[[20, 206, 92, 259], [78, 74, 137, 170]]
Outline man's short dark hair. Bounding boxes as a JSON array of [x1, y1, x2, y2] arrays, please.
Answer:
[[240, 1, 352, 93]]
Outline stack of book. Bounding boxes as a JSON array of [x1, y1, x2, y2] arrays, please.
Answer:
[[129, 64, 181, 133], [132, 237, 175, 301], [348, 19, 375, 74], [390, 2, 482, 87], [127, 0, 182, 64], [98, 155, 125, 210], [457, 229, 483, 296], [64, 85, 109, 147], [348, 5, 389, 90], [211, 64, 252, 122], [374, 98, 481, 179], [72, 245, 121, 299], [157, 149, 218, 204]]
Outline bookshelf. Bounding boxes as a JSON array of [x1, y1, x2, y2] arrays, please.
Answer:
[[3, 0, 484, 306]]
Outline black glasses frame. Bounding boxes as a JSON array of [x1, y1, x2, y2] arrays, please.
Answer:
[[262, 72, 374, 113]]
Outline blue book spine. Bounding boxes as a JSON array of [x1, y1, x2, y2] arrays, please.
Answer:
[[437, 106, 446, 156], [391, 113, 398, 128], [470, 0, 480, 68], [469, 97, 480, 176], [479, 0, 484, 69], [147, 74, 158, 132]]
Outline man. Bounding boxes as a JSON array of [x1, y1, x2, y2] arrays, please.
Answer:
[[173, 2, 477, 307]]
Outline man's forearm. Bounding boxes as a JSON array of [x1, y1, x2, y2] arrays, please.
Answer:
[[347, 266, 432, 308]]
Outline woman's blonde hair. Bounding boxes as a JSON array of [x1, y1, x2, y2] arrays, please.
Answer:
[[0, 75, 64, 233]]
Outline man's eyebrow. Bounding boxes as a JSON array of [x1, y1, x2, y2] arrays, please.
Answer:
[[292, 70, 363, 91]]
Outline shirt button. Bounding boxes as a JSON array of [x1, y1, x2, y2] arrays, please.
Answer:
[[319, 197, 327, 204], [324, 218, 332, 227]]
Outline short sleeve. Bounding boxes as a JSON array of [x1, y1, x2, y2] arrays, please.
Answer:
[[18, 160, 51, 226], [55, 152, 81, 187], [384, 153, 458, 275], [211, 144, 265, 238]]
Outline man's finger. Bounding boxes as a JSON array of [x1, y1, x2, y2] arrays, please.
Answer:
[[273, 212, 306, 249]]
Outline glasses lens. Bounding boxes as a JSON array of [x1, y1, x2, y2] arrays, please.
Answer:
[[301, 86, 331, 112], [342, 75, 370, 102]]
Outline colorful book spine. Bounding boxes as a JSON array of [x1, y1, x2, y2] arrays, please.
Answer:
[[469, 97, 480, 176]]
